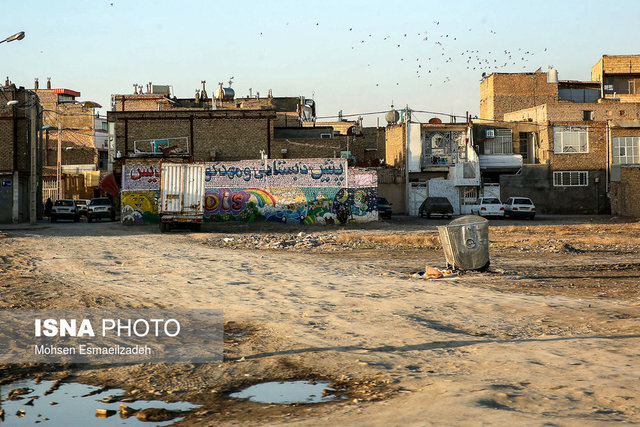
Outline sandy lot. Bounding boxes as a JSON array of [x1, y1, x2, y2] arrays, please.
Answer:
[[1, 216, 639, 425]]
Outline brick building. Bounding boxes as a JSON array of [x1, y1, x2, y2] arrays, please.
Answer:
[[482, 55, 640, 214], [0, 83, 42, 223], [111, 82, 315, 128], [107, 109, 277, 178], [109, 82, 383, 167]]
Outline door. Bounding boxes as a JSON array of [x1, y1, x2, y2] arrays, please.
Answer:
[[408, 182, 428, 216]]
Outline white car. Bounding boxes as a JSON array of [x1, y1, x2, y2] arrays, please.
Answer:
[[471, 197, 505, 218], [504, 197, 536, 219]]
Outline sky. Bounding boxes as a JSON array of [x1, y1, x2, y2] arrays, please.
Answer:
[[3, 0, 640, 126]]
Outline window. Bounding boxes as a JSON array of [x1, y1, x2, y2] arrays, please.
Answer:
[[553, 171, 588, 187], [553, 126, 588, 154], [320, 133, 332, 139], [612, 137, 640, 165], [583, 110, 594, 121], [101, 122, 108, 131]]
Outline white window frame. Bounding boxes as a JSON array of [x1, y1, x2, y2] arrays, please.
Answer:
[[553, 126, 588, 154], [553, 171, 588, 187], [612, 137, 640, 165]]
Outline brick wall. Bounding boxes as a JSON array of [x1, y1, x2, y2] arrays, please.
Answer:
[[0, 120, 13, 171], [610, 165, 640, 217], [594, 55, 640, 79], [271, 137, 340, 159], [480, 72, 557, 121], [109, 110, 276, 163], [36, 89, 98, 167]]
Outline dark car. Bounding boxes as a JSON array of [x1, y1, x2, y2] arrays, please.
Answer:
[[377, 197, 393, 219], [419, 197, 454, 219], [87, 197, 115, 222], [50, 199, 80, 222]]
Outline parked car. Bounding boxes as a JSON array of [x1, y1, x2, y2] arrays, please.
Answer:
[[504, 197, 536, 219], [471, 197, 505, 218], [377, 197, 393, 219], [419, 197, 454, 219], [50, 199, 79, 222], [74, 199, 89, 217], [87, 197, 115, 222]]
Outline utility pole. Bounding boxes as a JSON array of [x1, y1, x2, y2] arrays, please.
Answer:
[[29, 92, 37, 224], [57, 104, 62, 199]]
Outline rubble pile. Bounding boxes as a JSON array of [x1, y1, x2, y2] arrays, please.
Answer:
[[208, 232, 354, 252]]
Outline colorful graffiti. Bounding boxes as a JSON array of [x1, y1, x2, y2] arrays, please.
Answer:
[[121, 190, 159, 224], [203, 186, 377, 224], [332, 188, 378, 222], [121, 159, 377, 225]]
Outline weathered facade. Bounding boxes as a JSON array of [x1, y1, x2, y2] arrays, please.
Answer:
[[481, 56, 640, 214], [0, 84, 42, 223]]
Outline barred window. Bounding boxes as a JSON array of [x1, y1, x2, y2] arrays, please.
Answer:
[[553, 171, 588, 187], [612, 137, 639, 165], [553, 126, 588, 153]]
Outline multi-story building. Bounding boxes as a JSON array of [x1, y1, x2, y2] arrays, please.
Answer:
[[480, 55, 640, 214], [34, 78, 105, 200], [0, 82, 42, 223], [383, 110, 481, 215]]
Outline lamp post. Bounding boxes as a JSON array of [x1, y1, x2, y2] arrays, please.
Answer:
[[0, 31, 25, 44]]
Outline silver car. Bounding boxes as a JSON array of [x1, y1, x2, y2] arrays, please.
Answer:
[[51, 199, 80, 222], [87, 197, 116, 222]]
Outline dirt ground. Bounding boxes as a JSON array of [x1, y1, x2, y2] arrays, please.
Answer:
[[1, 215, 639, 425]]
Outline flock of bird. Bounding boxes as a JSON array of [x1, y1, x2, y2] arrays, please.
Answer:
[[259, 20, 547, 89]]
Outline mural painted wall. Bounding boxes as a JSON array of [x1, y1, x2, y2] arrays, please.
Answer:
[[121, 164, 160, 224], [203, 186, 377, 224], [121, 159, 378, 225]]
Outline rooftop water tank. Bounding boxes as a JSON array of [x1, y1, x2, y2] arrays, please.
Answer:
[[547, 67, 559, 84], [216, 84, 235, 100]]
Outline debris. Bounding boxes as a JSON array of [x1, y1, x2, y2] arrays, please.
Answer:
[[16, 409, 26, 417], [101, 395, 118, 403], [424, 265, 444, 279]]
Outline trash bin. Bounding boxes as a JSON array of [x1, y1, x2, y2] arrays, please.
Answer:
[[437, 215, 490, 271]]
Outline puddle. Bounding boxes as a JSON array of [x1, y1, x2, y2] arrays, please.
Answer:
[[0, 380, 200, 426], [229, 380, 346, 404]]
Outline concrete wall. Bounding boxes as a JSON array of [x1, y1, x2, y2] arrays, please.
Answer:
[[500, 164, 608, 214], [385, 124, 405, 167], [377, 183, 404, 214]]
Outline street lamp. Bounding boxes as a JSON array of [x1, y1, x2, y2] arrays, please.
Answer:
[[0, 31, 25, 44]]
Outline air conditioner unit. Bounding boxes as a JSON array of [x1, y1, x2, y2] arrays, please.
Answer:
[[485, 129, 495, 138]]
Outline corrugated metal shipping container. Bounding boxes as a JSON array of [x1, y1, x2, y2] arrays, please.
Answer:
[[159, 163, 204, 216]]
